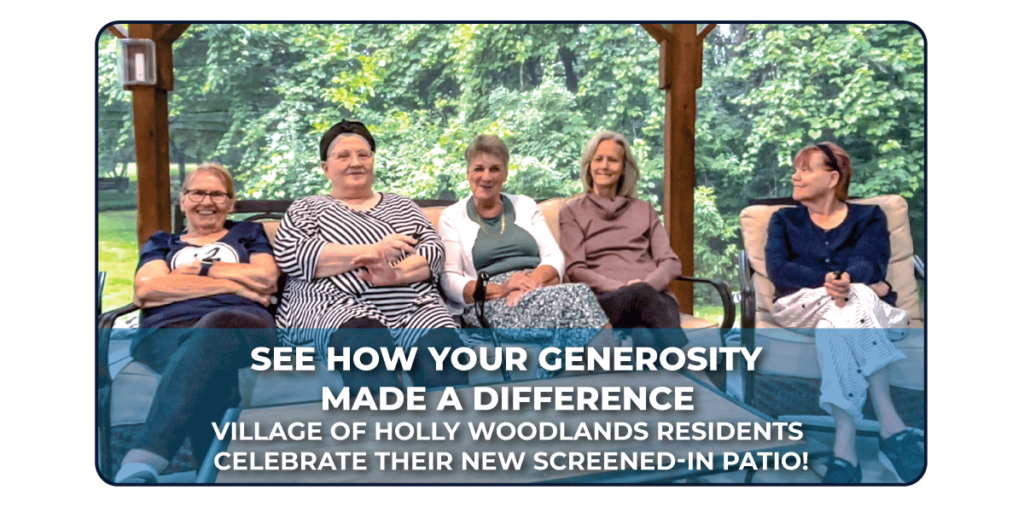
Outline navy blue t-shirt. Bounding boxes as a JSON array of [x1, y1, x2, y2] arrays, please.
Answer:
[[136, 220, 273, 328]]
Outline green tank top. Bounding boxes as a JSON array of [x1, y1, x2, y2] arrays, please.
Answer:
[[469, 195, 541, 275]]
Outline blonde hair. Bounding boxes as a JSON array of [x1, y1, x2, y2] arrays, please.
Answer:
[[579, 131, 639, 198]]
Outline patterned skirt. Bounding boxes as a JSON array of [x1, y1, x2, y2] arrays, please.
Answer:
[[461, 271, 609, 348]]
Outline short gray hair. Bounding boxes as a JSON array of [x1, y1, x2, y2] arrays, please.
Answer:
[[182, 163, 235, 197], [465, 134, 510, 170]]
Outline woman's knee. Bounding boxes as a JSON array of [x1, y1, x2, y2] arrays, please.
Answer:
[[194, 308, 274, 329], [330, 317, 393, 349], [411, 329, 469, 387], [339, 317, 388, 330], [637, 292, 680, 329]]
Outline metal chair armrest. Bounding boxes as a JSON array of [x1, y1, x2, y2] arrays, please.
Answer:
[[738, 250, 757, 330], [913, 255, 925, 280], [97, 303, 139, 387], [96, 301, 138, 480], [675, 275, 734, 331]]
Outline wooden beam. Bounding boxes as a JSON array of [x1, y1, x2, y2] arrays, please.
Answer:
[[695, 25, 715, 89], [641, 23, 671, 44], [698, 24, 717, 41], [131, 86, 173, 246], [107, 24, 127, 39], [662, 24, 698, 314], [156, 23, 190, 43], [658, 40, 669, 89], [127, 24, 175, 247]]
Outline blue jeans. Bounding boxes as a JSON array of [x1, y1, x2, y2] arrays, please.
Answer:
[[596, 282, 688, 349], [132, 308, 275, 462]]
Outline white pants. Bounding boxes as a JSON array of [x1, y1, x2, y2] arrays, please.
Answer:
[[772, 284, 910, 421]]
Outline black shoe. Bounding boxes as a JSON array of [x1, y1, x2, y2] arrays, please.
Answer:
[[822, 456, 862, 484], [878, 429, 925, 483]]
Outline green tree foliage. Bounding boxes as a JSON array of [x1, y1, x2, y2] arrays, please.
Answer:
[[97, 23, 924, 307], [697, 24, 925, 263], [700, 24, 925, 212], [96, 31, 134, 180]]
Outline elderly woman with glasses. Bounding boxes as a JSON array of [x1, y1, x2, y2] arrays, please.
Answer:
[[115, 164, 279, 483], [274, 120, 467, 391]]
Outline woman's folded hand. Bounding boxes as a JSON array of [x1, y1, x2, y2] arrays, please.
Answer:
[[375, 234, 417, 263], [230, 281, 273, 307], [507, 270, 541, 292], [824, 271, 851, 306], [170, 258, 203, 276], [353, 253, 399, 287], [506, 288, 528, 307], [868, 281, 891, 298]]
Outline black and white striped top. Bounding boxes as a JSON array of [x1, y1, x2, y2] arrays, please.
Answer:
[[273, 193, 457, 352]]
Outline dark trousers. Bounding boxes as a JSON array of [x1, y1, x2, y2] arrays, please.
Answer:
[[329, 317, 469, 392], [132, 308, 275, 462], [596, 282, 688, 349]]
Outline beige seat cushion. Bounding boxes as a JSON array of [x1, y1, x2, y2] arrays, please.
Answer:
[[536, 197, 567, 244], [420, 206, 446, 230]]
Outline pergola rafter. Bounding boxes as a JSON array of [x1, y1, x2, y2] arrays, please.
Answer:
[[110, 23, 715, 313]]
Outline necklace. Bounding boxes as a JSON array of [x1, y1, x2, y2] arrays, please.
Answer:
[[475, 212, 506, 237], [473, 199, 506, 237]]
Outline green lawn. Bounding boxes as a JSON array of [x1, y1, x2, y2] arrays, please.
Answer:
[[98, 162, 199, 309], [98, 210, 138, 311], [693, 304, 738, 328]]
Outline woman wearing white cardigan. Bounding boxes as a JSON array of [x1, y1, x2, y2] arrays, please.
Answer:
[[438, 135, 609, 360]]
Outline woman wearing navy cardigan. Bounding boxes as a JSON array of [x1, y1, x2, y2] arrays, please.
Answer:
[[765, 142, 921, 484]]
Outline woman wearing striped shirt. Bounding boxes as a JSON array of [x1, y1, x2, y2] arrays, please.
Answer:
[[273, 120, 466, 390]]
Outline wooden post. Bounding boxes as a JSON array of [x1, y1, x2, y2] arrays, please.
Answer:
[[122, 23, 188, 248], [662, 24, 698, 314]]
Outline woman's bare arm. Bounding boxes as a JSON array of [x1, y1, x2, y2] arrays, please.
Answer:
[[134, 259, 271, 308]]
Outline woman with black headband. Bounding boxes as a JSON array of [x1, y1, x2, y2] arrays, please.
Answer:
[[273, 120, 467, 391], [765, 141, 920, 483]]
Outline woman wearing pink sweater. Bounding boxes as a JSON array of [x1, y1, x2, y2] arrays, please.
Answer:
[[559, 131, 687, 350]]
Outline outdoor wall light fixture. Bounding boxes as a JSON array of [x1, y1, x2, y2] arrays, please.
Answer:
[[117, 38, 157, 87]]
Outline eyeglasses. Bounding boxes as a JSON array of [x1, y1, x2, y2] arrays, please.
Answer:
[[183, 190, 231, 204]]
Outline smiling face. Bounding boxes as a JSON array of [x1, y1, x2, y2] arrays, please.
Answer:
[[322, 134, 375, 198], [181, 170, 233, 233], [589, 140, 625, 196], [791, 150, 839, 204], [467, 152, 508, 205]]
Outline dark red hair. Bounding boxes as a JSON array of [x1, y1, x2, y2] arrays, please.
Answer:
[[794, 141, 852, 201]]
